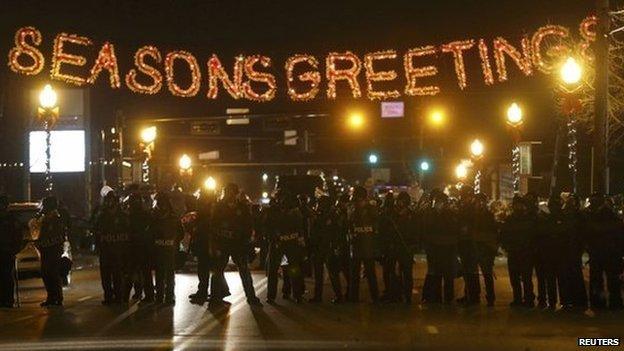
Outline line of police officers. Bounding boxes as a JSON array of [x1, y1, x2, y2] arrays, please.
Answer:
[[2, 182, 623, 311]]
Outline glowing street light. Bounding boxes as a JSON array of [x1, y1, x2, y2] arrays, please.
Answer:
[[38, 84, 60, 194], [39, 84, 58, 109], [560, 57, 582, 86], [419, 160, 430, 172], [262, 173, 269, 182], [178, 154, 192, 171], [470, 139, 484, 159], [347, 113, 365, 131], [141, 126, 157, 144], [428, 109, 445, 127], [203, 176, 217, 191], [506, 102, 523, 127], [455, 162, 469, 180], [368, 153, 379, 164]]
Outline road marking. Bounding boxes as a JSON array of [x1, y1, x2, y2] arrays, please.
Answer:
[[77, 296, 92, 302], [426, 325, 439, 334]]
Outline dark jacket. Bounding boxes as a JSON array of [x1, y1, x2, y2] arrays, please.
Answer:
[[423, 208, 459, 247], [37, 210, 65, 250], [501, 212, 536, 254], [348, 203, 379, 259], [0, 211, 21, 256]]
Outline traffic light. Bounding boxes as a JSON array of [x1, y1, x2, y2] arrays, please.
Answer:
[[368, 153, 379, 164]]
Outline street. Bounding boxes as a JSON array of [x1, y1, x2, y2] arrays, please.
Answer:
[[0, 257, 622, 350]]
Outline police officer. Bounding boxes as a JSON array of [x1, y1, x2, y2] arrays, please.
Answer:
[[560, 195, 587, 310], [188, 190, 214, 302], [457, 187, 480, 305], [150, 192, 183, 305], [584, 193, 624, 310], [126, 192, 153, 302], [524, 192, 546, 308], [36, 196, 66, 307], [309, 195, 341, 303], [472, 193, 499, 306], [94, 192, 129, 304], [536, 196, 566, 310], [379, 192, 399, 303], [266, 191, 307, 303], [392, 192, 418, 304], [422, 191, 459, 304], [332, 193, 352, 301], [211, 184, 262, 306], [348, 186, 379, 303], [0, 195, 21, 308], [501, 195, 536, 307]]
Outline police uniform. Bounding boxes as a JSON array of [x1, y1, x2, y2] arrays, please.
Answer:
[[309, 199, 342, 302], [211, 198, 260, 304], [37, 201, 66, 307], [266, 204, 307, 302], [348, 201, 380, 303], [95, 206, 130, 304], [151, 205, 183, 304], [501, 209, 537, 307]]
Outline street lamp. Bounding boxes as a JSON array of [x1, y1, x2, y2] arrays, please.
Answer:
[[368, 153, 379, 165], [347, 113, 365, 131], [470, 139, 484, 193], [262, 173, 269, 182], [420, 108, 446, 151], [140, 126, 157, 184], [455, 162, 468, 181], [204, 176, 217, 191], [178, 154, 192, 171], [38, 84, 59, 194], [141, 126, 157, 144], [506, 102, 523, 193], [560, 57, 582, 85], [559, 56, 584, 194]]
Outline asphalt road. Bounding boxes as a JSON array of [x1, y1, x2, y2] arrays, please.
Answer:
[[0, 256, 622, 350]]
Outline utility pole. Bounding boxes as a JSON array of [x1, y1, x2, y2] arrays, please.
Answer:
[[594, 0, 610, 194]]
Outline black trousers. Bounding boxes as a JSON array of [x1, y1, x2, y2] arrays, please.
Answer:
[[139, 247, 155, 300], [154, 248, 176, 302], [349, 257, 379, 302], [0, 254, 16, 306], [558, 253, 587, 308], [195, 251, 211, 297], [424, 245, 456, 303], [396, 254, 414, 303], [475, 243, 496, 304], [539, 248, 560, 308], [40, 246, 63, 303], [215, 247, 257, 301], [507, 251, 535, 304], [381, 254, 399, 300], [99, 249, 125, 302], [589, 252, 623, 309], [311, 251, 343, 300], [267, 244, 305, 300], [458, 240, 480, 303]]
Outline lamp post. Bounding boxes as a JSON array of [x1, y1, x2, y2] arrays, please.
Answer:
[[506, 102, 523, 193], [559, 57, 583, 194], [470, 139, 484, 193], [38, 84, 59, 194], [455, 162, 469, 183], [419, 109, 445, 151], [178, 154, 192, 191], [140, 126, 157, 184]]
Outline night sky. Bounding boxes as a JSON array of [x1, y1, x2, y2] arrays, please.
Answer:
[[0, 0, 599, 193]]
